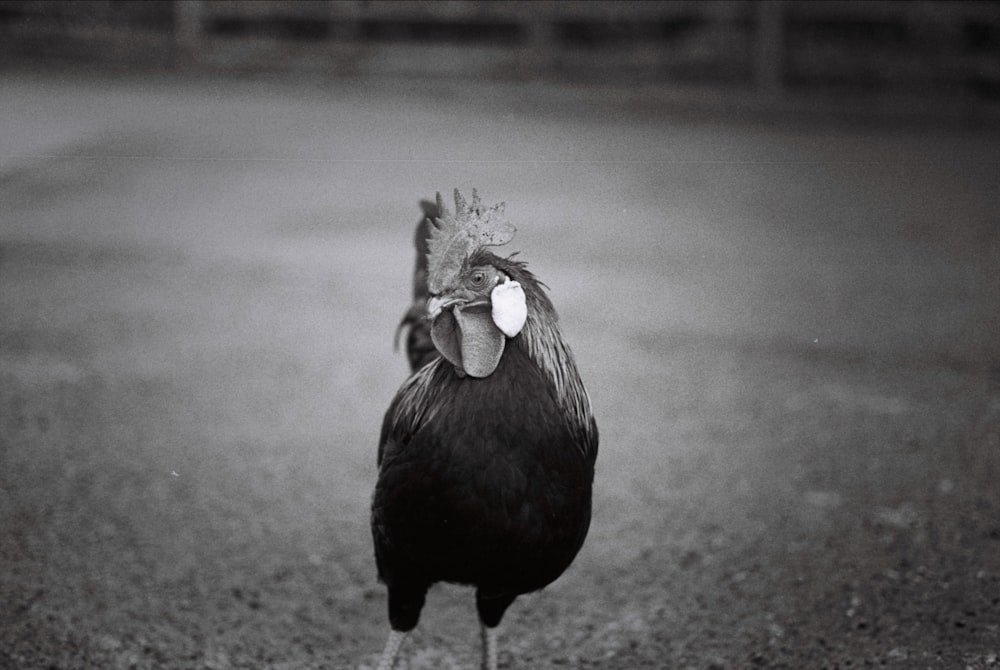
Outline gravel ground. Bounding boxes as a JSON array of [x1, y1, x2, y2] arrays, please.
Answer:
[[1, 70, 999, 669]]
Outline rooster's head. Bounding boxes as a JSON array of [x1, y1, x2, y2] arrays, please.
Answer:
[[424, 189, 528, 378]]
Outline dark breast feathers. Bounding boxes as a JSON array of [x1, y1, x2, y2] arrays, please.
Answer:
[[373, 339, 596, 601]]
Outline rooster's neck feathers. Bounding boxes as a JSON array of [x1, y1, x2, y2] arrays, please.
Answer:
[[392, 253, 594, 456], [514, 268, 594, 447]]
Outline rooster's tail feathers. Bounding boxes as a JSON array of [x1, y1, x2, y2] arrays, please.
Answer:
[[394, 200, 440, 372]]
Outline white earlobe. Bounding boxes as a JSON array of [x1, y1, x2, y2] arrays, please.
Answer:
[[491, 278, 527, 337]]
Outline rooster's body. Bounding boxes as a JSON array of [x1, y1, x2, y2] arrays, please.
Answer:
[[372, 191, 598, 670]]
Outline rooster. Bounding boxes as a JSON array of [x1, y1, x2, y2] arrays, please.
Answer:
[[371, 190, 598, 670]]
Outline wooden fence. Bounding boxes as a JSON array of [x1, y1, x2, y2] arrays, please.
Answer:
[[2, 1, 999, 119]]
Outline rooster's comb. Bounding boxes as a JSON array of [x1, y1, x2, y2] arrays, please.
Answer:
[[426, 189, 516, 294]]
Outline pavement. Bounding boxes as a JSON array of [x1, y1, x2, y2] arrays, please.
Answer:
[[1, 68, 999, 669]]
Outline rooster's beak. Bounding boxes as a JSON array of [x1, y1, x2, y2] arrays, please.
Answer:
[[426, 295, 453, 319], [427, 293, 487, 319]]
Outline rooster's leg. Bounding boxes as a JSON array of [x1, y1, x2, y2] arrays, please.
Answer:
[[480, 623, 499, 670], [476, 590, 516, 670], [376, 581, 427, 669], [374, 629, 406, 670]]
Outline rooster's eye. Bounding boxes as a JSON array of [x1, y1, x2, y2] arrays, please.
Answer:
[[469, 270, 487, 287]]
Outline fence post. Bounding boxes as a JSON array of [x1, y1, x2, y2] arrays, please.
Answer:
[[174, 0, 203, 63], [754, 0, 784, 98]]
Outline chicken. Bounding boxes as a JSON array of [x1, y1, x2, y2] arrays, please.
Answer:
[[371, 190, 598, 670]]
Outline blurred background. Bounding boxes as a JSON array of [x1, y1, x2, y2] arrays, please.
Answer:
[[2, 0, 1000, 122], [2, 2, 1000, 669]]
